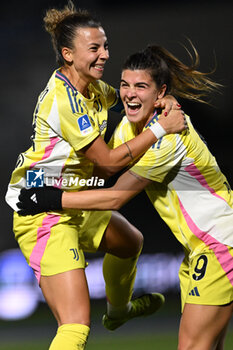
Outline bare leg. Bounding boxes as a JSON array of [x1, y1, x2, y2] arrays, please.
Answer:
[[215, 324, 228, 350], [178, 302, 233, 350], [98, 210, 143, 258], [40, 269, 91, 349], [40, 269, 90, 327]]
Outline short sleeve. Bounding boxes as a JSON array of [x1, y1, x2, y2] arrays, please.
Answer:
[[60, 110, 100, 151], [96, 81, 123, 112], [131, 134, 186, 183]]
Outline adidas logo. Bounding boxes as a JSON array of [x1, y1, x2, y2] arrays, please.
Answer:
[[30, 193, 37, 203], [189, 287, 200, 296]]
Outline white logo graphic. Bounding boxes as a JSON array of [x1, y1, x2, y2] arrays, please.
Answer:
[[30, 194, 37, 203]]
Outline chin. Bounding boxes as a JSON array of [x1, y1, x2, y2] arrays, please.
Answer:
[[126, 115, 140, 124]]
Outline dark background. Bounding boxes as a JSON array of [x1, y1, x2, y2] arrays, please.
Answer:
[[1, 0, 233, 253]]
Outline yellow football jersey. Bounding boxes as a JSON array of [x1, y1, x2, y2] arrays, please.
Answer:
[[109, 112, 233, 254], [6, 69, 121, 211]]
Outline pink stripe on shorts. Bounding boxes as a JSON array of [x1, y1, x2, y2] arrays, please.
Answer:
[[29, 214, 60, 283]]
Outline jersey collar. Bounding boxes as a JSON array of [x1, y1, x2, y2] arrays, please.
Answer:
[[144, 110, 158, 129], [55, 69, 95, 101], [55, 69, 77, 91]]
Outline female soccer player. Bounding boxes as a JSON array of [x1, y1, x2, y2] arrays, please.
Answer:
[[5, 2, 186, 350], [19, 44, 233, 349]]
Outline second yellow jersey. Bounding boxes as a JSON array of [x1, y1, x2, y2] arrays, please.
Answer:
[[109, 112, 233, 256]]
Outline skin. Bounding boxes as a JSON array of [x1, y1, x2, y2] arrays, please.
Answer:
[[120, 69, 167, 131], [61, 27, 109, 96], [60, 68, 233, 349], [59, 27, 186, 177], [39, 26, 186, 332]]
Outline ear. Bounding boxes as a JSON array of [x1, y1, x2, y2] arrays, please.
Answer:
[[157, 84, 167, 99], [61, 47, 73, 63]]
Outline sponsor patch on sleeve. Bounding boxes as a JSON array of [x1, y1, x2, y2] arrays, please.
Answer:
[[77, 114, 93, 135]]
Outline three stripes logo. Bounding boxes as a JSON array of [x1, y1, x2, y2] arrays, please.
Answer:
[[189, 286, 200, 296]]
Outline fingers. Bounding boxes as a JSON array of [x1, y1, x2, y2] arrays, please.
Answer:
[[180, 111, 188, 129], [172, 103, 182, 110], [162, 103, 181, 117], [18, 187, 31, 201], [16, 201, 25, 209]]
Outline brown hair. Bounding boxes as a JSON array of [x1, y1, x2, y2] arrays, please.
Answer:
[[44, 0, 101, 65], [123, 42, 221, 104]]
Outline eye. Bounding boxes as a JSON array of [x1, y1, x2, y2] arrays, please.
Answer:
[[89, 45, 98, 51], [137, 84, 147, 89], [120, 82, 128, 88], [104, 42, 109, 50]]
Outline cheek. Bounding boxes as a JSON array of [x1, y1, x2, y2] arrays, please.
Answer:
[[119, 89, 125, 100], [141, 95, 156, 108]]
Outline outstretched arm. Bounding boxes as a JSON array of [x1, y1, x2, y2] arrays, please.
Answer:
[[82, 108, 186, 178], [17, 170, 150, 215], [62, 170, 150, 210]]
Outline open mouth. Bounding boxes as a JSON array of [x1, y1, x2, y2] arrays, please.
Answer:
[[93, 64, 105, 72], [126, 102, 142, 115]]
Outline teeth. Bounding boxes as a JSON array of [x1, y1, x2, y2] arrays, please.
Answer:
[[127, 102, 140, 107]]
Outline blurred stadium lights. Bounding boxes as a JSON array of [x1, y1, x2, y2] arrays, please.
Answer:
[[0, 249, 183, 320]]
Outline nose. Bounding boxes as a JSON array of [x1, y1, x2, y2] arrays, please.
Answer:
[[126, 87, 137, 99], [100, 47, 109, 61]]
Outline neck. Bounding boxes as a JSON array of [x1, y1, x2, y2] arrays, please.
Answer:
[[61, 66, 90, 97], [136, 120, 146, 134], [136, 111, 157, 133]]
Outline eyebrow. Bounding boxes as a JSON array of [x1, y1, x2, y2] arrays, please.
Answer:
[[88, 40, 108, 46], [120, 79, 150, 86]]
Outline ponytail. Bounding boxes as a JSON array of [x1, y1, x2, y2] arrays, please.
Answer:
[[44, 0, 101, 65], [123, 42, 221, 104]]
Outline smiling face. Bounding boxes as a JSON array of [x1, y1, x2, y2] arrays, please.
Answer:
[[61, 26, 109, 92], [120, 69, 167, 127]]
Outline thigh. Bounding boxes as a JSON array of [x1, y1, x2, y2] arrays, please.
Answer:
[[178, 303, 233, 350], [98, 211, 143, 258], [181, 248, 233, 308], [78, 210, 112, 252], [178, 246, 233, 349], [40, 268, 90, 327]]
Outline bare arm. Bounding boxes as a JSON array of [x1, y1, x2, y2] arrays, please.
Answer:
[[82, 108, 186, 178], [62, 170, 151, 210]]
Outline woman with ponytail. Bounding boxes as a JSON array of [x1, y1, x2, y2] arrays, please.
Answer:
[[18, 43, 233, 349], [5, 2, 187, 349]]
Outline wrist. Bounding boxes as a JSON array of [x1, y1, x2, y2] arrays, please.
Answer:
[[149, 122, 167, 139], [47, 187, 63, 210]]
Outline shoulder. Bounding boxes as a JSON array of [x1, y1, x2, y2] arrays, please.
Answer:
[[91, 80, 116, 96]]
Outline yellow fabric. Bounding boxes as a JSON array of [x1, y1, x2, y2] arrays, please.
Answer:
[[49, 323, 90, 350], [13, 210, 111, 283], [103, 248, 142, 307], [109, 113, 233, 308], [109, 114, 233, 250], [6, 69, 119, 211], [179, 246, 233, 311]]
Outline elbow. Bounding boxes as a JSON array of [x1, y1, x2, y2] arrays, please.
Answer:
[[102, 167, 120, 180], [110, 197, 124, 211], [95, 165, 122, 180]]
